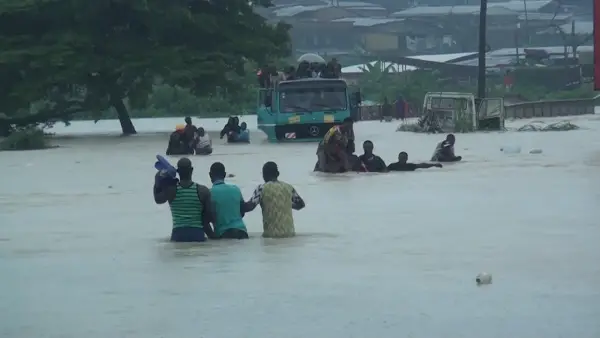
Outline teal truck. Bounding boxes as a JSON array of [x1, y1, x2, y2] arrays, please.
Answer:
[[256, 78, 360, 142]]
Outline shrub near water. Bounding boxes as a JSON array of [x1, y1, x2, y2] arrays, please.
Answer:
[[397, 109, 475, 133], [0, 127, 52, 151], [453, 109, 474, 133]]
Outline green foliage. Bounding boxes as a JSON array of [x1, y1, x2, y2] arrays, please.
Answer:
[[453, 109, 474, 133], [359, 67, 470, 108], [359, 69, 595, 109], [357, 61, 407, 103], [75, 81, 258, 120], [512, 66, 583, 91], [0, 127, 51, 151], [0, 0, 290, 133]]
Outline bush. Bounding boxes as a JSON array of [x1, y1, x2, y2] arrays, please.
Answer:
[[397, 122, 426, 133], [397, 109, 474, 134], [0, 127, 52, 151], [454, 109, 474, 133], [74, 84, 257, 120]]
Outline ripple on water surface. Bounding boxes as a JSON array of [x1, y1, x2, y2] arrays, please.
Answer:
[[1, 117, 599, 338]]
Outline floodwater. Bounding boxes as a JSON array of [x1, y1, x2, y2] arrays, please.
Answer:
[[1, 114, 600, 338]]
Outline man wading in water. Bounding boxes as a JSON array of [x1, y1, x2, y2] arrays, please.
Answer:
[[315, 117, 355, 173], [154, 158, 215, 242], [358, 140, 387, 172], [209, 162, 249, 239], [388, 152, 442, 171], [183, 116, 197, 150], [431, 134, 462, 162], [244, 162, 305, 238]]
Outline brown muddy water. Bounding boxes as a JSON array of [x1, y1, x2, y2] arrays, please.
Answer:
[[1, 116, 600, 338]]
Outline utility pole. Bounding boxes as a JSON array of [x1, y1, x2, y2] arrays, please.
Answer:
[[522, 0, 529, 44], [477, 0, 488, 99]]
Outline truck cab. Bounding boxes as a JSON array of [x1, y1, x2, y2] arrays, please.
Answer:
[[422, 92, 505, 132], [257, 78, 359, 142]]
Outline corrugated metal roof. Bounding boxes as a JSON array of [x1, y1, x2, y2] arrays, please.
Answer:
[[488, 45, 593, 57], [454, 55, 516, 67], [391, 0, 554, 17], [332, 17, 404, 27], [342, 61, 416, 74], [519, 13, 571, 20], [392, 5, 477, 16], [334, 1, 382, 6], [407, 52, 478, 63], [273, 0, 381, 7], [558, 21, 593, 34], [273, 2, 385, 17], [342, 53, 477, 73]]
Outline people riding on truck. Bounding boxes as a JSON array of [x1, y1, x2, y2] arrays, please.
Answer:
[[257, 58, 342, 89]]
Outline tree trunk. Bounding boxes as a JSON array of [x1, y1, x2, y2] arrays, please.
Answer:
[[110, 95, 136, 135], [0, 122, 10, 137]]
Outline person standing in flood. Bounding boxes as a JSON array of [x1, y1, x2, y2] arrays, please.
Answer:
[[388, 152, 442, 171], [358, 140, 387, 172], [431, 134, 462, 162], [183, 117, 198, 152], [244, 162, 305, 238], [220, 117, 241, 142], [166, 125, 192, 155], [194, 127, 213, 155], [315, 117, 354, 173], [209, 162, 249, 239], [154, 158, 215, 242]]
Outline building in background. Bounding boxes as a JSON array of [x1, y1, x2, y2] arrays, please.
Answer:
[[260, 0, 592, 59]]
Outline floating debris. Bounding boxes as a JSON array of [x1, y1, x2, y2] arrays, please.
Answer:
[[500, 145, 522, 154], [476, 272, 493, 285], [517, 120, 579, 132]]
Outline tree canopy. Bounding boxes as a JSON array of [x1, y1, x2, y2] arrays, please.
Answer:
[[0, 0, 290, 135]]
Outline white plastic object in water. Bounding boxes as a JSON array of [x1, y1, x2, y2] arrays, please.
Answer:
[[476, 272, 492, 285], [529, 149, 542, 154], [500, 146, 521, 154]]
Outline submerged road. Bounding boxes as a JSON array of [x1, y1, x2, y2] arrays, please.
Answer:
[[1, 116, 599, 338]]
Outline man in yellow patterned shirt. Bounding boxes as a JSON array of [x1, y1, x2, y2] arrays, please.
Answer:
[[315, 117, 354, 173], [243, 162, 305, 238]]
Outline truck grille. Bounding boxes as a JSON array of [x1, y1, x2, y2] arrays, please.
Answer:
[[274, 123, 339, 140]]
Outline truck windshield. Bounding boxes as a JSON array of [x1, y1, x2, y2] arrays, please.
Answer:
[[279, 87, 347, 113], [428, 97, 469, 110]]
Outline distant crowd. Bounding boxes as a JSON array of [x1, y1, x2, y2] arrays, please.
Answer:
[[166, 116, 250, 156], [157, 117, 463, 243], [315, 118, 462, 173], [257, 58, 342, 88], [166, 117, 213, 156]]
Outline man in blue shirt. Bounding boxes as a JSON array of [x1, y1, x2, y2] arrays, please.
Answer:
[[209, 162, 249, 239]]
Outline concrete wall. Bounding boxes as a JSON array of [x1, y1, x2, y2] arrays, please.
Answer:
[[504, 95, 599, 119], [362, 33, 399, 51]]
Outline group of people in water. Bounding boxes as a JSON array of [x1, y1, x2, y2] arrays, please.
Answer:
[[166, 116, 250, 156], [257, 59, 342, 88], [158, 116, 461, 242], [154, 159, 305, 242], [166, 117, 213, 156], [219, 116, 250, 143], [314, 118, 462, 173]]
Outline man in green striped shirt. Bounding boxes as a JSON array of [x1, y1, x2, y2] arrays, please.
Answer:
[[154, 158, 215, 242]]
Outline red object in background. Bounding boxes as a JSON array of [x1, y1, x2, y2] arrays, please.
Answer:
[[595, 0, 600, 89]]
